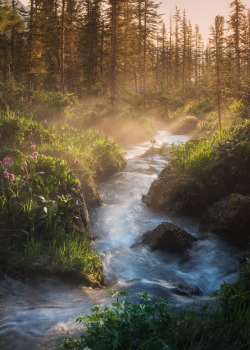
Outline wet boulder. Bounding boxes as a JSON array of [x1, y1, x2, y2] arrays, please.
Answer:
[[200, 193, 250, 245], [142, 222, 198, 254], [143, 166, 216, 216]]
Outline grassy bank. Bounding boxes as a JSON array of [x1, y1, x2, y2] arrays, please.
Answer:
[[0, 111, 126, 284], [169, 120, 250, 180]]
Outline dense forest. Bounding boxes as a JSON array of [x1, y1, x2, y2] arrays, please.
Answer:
[[0, 1, 250, 350], [0, 0, 249, 115]]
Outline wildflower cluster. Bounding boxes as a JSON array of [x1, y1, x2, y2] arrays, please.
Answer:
[[0, 144, 39, 184], [0, 157, 15, 182]]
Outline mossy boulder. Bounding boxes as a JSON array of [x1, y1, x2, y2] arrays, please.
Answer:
[[142, 222, 198, 254], [200, 193, 250, 245], [143, 135, 250, 216], [170, 116, 199, 135], [143, 166, 222, 216]]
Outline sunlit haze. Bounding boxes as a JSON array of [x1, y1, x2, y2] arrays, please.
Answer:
[[161, 0, 233, 39], [20, 0, 236, 39]]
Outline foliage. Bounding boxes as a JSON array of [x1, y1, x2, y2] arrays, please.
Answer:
[[58, 283, 250, 350], [58, 291, 175, 350], [184, 99, 215, 117], [0, 111, 126, 283], [0, 145, 104, 283], [20, 91, 76, 121], [0, 75, 22, 111], [169, 128, 233, 178], [169, 121, 250, 179], [0, 151, 78, 232], [229, 100, 250, 119], [0, 110, 53, 148]]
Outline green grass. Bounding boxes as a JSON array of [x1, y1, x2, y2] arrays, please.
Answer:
[[169, 121, 250, 179]]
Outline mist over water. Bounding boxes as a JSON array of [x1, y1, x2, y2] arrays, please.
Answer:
[[0, 131, 240, 349]]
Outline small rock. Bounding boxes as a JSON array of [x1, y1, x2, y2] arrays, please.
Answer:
[[142, 222, 198, 254]]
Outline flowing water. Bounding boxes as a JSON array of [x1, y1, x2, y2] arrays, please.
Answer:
[[0, 131, 240, 350]]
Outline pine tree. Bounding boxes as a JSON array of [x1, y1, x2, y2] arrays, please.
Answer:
[[228, 0, 246, 76], [173, 6, 181, 89], [210, 15, 225, 130]]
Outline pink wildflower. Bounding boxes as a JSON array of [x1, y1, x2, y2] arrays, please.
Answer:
[[9, 174, 15, 182], [27, 176, 31, 180], [3, 171, 9, 179], [22, 162, 28, 167], [0, 161, 2, 165], [22, 142, 27, 147], [74, 159, 80, 164], [31, 144, 36, 150], [4, 157, 11, 165]]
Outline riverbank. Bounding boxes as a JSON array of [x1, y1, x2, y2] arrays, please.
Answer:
[[0, 111, 126, 285]]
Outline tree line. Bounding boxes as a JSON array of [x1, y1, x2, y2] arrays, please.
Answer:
[[0, 0, 249, 109]]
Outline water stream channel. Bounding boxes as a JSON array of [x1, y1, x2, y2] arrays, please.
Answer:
[[0, 131, 240, 350]]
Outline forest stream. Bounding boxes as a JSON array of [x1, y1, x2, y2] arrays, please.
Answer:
[[0, 131, 240, 350]]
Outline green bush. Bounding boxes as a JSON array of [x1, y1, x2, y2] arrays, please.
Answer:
[[0, 150, 103, 284], [185, 99, 215, 116], [0, 151, 79, 233], [21, 90, 76, 121], [229, 100, 250, 119], [58, 283, 250, 350], [58, 291, 175, 350], [0, 110, 53, 148], [0, 75, 22, 111]]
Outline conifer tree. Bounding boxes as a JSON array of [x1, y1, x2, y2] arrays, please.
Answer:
[[210, 15, 225, 130]]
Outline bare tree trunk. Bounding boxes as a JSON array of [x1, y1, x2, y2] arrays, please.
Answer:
[[143, 0, 147, 102], [110, 0, 117, 107], [60, 0, 66, 96], [28, 0, 34, 95]]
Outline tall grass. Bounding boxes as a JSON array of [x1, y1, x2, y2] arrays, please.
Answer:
[[170, 128, 234, 178]]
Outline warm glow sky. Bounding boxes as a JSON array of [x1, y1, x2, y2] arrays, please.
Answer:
[[160, 0, 235, 40], [20, 0, 247, 40]]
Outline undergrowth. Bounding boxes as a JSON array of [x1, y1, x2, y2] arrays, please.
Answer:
[[58, 283, 250, 350], [0, 110, 126, 283]]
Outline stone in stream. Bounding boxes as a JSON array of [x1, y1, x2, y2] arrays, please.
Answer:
[[142, 165, 216, 216], [142, 222, 198, 254], [200, 193, 250, 246]]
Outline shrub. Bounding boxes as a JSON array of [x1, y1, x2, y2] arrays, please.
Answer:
[[0, 149, 103, 284], [229, 100, 250, 119], [58, 283, 250, 350], [21, 90, 76, 121], [172, 116, 199, 135], [185, 99, 215, 116], [0, 110, 53, 148], [0, 75, 22, 111], [58, 291, 175, 350], [0, 151, 79, 233]]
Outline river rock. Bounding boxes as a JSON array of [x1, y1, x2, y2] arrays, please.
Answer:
[[142, 166, 216, 216], [200, 193, 250, 245], [170, 116, 200, 135], [142, 222, 198, 254]]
